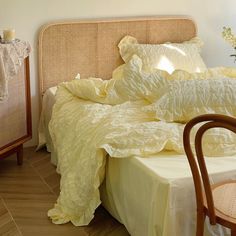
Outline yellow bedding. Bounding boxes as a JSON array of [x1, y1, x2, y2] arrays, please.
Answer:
[[48, 56, 236, 226]]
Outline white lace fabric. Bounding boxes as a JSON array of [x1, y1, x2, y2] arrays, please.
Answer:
[[0, 39, 31, 101]]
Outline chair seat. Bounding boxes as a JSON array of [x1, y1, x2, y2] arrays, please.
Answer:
[[213, 182, 236, 219], [183, 114, 236, 235], [203, 181, 236, 230]]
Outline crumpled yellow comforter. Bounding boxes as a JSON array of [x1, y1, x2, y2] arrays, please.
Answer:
[[48, 55, 236, 226]]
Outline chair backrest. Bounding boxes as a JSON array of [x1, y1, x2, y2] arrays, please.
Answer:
[[183, 114, 236, 224]]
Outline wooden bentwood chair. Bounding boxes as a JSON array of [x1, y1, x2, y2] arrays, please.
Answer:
[[183, 114, 236, 236]]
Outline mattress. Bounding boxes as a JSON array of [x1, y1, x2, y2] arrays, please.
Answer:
[[39, 86, 234, 236]]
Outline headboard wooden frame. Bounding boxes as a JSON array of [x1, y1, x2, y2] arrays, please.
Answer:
[[38, 16, 197, 94]]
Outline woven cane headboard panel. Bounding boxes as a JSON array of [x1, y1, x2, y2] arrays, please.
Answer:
[[38, 17, 197, 93]]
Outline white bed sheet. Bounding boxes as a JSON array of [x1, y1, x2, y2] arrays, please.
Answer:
[[101, 153, 235, 236], [39, 86, 235, 236]]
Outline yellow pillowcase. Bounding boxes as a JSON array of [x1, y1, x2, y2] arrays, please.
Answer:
[[144, 76, 236, 122], [118, 35, 207, 74]]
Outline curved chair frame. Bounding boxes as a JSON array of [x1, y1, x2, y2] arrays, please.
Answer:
[[183, 114, 236, 236]]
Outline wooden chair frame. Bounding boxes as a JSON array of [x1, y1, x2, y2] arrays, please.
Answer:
[[183, 114, 236, 236]]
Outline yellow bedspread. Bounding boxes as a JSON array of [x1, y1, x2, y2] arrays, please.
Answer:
[[48, 56, 236, 226]]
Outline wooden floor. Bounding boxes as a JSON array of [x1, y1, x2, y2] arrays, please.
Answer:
[[0, 147, 129, 236]]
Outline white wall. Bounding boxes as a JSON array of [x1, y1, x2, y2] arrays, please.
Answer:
[[0, 0, 235, 146]]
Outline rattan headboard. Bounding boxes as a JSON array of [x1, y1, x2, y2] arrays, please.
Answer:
[[38, 17, 197, 94]]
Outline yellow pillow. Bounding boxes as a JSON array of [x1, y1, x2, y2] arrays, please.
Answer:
[[118, 35, 207, 74], [145, 77, 236, 122]]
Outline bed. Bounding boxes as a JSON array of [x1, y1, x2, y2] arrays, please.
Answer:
[[38, 17, 236, 236]]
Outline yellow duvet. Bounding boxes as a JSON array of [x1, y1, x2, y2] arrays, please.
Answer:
[[48, 56, 236, 226]]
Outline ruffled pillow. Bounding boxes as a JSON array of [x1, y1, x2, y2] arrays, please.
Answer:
[[144, 75, 236, 122], [118, 35, 207, 74]]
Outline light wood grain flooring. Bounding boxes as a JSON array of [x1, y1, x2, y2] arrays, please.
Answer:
[[0, 147, 129, 236]]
